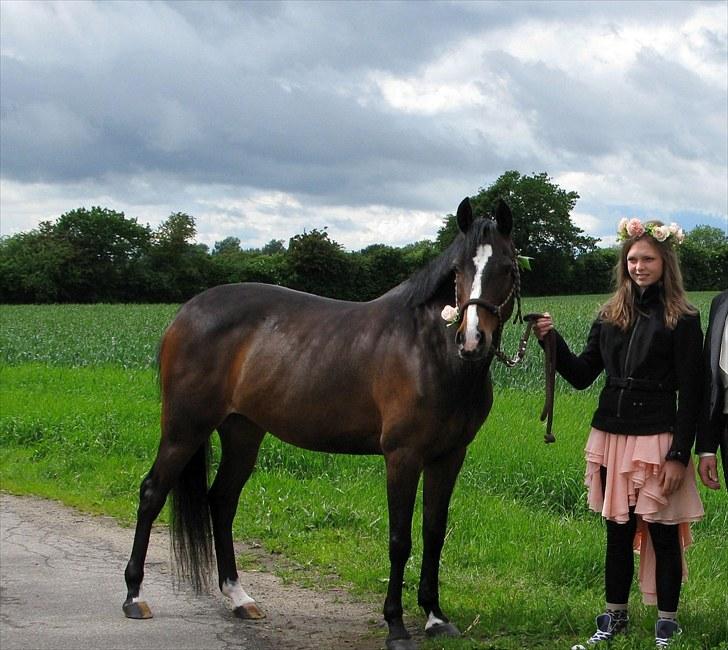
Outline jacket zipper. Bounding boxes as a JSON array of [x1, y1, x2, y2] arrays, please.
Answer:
[[617, 314, 642, 418]]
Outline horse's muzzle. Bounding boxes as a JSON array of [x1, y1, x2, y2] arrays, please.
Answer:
[[456, 328, 492, 360]]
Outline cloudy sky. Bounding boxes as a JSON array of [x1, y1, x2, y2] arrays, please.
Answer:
[[1, 0, 726, 251]]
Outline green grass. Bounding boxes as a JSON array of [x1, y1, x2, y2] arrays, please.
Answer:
[[1, 296, 726, 649], [0, 303, 179, 368]]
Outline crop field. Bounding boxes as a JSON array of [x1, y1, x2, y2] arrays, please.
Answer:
[[1, 293, 726, 649]]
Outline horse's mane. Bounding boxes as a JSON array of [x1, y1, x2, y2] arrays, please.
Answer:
[[391, 218, 495, 308]]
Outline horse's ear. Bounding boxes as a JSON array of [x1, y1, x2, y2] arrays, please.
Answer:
[[456, 197, 473, 233], [494, 198, 512, 237]]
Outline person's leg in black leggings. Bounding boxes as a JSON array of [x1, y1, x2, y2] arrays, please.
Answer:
[[600, 466, 637, 605], [605, 513, 637, 603], [646, 521, 682, 613]]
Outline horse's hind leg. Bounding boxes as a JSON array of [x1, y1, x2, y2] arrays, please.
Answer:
[[123, 434, 205, 619], [208, 414, 265, 620], [383, 447, 422, 650], [418, 445, 466, 639]]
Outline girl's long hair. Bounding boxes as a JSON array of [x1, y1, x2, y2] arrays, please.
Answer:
[[599, 221, 696, 330]]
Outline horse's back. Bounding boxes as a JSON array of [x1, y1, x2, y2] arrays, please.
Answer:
[[175, 283, 348, 328], [158, 283, 400, 450]]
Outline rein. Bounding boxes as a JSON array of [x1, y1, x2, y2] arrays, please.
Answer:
[[458, 259, 557, 443]]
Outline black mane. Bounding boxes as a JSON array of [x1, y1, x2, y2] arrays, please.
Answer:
[[392, 218, 496, 308]]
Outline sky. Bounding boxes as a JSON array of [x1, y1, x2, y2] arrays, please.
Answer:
[[1, 0, 726, 252]]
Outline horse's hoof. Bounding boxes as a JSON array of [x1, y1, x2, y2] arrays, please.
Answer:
[[233, 602, 265, 620], [425, 621, 460, 638], [385, 637, 418, 650], [122, 600, 153, 619]]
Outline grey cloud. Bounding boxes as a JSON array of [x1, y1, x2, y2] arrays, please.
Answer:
[[488, 52, 622, 159], [626, 48, 727, 164], [1, 28, 509, 212], [490, 44, 726, 170], [165, 1, 494, 76], [1, 0, 725, 239]]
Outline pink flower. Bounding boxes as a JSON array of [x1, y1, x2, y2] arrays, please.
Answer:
[[626, 218, 645, 238]]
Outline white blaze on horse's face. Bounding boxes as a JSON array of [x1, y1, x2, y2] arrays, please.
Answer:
[[463, 243, 492, 350]]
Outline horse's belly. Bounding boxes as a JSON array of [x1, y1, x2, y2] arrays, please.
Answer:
[[233, 373, 382, 454], [271, 427, 382, 455]]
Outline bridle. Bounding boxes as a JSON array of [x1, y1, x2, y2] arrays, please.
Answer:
[[457, 255, 523, 367], [456, 254, 557, 443]]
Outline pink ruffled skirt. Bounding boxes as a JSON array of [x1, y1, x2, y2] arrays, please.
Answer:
[[584, 428, 704, 605]]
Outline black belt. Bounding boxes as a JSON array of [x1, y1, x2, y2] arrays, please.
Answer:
[[606, 376, 676, 392]]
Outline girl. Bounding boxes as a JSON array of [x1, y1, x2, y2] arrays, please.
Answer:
[[534, 219, 704, 649]]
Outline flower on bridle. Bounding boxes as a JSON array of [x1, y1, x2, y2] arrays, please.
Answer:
[[441, 305, 460, 326], [617, 217, 685, 245]]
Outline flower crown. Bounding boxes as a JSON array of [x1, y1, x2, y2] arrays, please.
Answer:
[[617, 218, 685, 246]]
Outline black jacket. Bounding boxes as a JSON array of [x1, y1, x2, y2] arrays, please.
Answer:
[[697, 290, 728, 476], [551, 284, 703, 465]]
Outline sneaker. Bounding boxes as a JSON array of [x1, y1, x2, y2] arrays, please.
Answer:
[[655, 618, 681, 648], [571, 612, 628, 649]]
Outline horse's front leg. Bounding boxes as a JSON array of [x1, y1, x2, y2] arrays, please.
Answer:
[[418, 445, 466, 639], [383, 447, 422, 650]]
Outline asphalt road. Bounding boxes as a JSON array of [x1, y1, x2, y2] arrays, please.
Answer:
[[0, 493, 383, 650]]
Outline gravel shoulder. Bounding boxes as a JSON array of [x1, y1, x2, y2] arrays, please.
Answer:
[[0, 492, 387, 650]]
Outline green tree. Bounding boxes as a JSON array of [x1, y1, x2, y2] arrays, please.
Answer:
[[50, 207, 152, 301], [470, 171, 596, 256], [211, 249, 286, 286], [212, 237, 241, 256], [261, 239, 286, 255], [686, 224, 727, 250], [400, 240, 440, 272], [286, 228, 352, 298], [572, 247, 619, 294], [0, 223, 74, 302], [679, 224, 728, 291], [352, 244, 410, 300], [436, 171, 597, 294], [434, 216, 460, 252], [144, 212, 212, 301]]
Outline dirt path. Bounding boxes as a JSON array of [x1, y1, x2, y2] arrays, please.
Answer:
[[0, 493, 389, 650]]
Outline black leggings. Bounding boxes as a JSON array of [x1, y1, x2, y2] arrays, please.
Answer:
[[600, 466, 682, 612]]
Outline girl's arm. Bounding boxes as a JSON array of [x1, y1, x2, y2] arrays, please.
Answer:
[[535, 315, 604, 389], [666, 313, 704, 465]]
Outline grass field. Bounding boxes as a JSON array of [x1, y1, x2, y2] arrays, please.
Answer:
[[1, 294, 726, 649]]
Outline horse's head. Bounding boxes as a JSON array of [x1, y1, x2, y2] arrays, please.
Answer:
[[452, 197, 519, 360]]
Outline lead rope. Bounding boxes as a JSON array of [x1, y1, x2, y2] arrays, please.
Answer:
[[492, 307, 556, 443], [498, 259, 555, 443]]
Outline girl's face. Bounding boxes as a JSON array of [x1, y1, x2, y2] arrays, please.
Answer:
[[627, 238, 664, 288]]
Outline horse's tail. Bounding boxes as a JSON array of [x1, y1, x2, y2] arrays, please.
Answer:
[[169, 440, 213, 594]]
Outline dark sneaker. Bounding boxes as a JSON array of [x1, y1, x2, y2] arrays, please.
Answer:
[[655, 618, 681, 648], [571, 612, 628, 649]]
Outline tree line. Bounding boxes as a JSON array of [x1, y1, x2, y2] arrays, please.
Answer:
[[1, 171, 725, 304]]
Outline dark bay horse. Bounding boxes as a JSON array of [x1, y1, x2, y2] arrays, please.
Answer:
[[123, 197, 520, 650]]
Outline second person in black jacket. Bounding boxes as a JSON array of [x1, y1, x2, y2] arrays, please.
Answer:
[[534, 218, 704, 650]]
